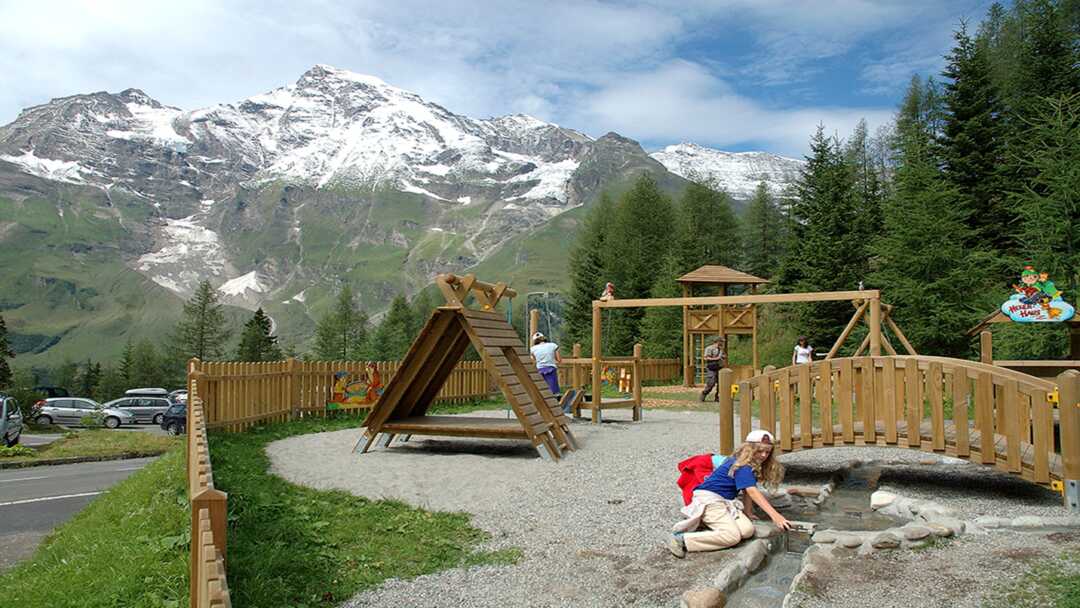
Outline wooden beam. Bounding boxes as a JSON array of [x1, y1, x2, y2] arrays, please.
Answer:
[[869, 298, 881, 356], [827, 301, 868, 359], [592, 302, 602, 423], [596, 290, 880, 309], [885, 315, 917, 355], [980, 331, 993, 365], [442, 273, 517, 299]]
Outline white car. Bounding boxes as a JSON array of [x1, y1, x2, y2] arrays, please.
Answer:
[[35, 398, 136, 429]]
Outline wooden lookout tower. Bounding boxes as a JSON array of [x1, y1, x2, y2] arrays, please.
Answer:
[[678, 265, 768, 386]]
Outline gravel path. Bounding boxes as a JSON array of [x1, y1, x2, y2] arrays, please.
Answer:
[[266, 409, 1075, 608]]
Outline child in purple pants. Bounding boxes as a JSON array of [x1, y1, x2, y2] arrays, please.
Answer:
[[529, 332, 562, 398]]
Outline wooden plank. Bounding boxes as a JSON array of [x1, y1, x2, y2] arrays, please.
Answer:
[[838, 359, 853, 444], [817, 361, 834, 445], [738, 380, 752, 441], [929, 362, 944, 451], [952, 370, 970, 457], [381, 416, 533, 437], [976, 372, 995, 464], [1004, 379, 1021, 473], [859, 359, 876, 444], [1032, 390, 1051, 483], [905, 357, 920, 448], [798, 364, 813, 448], [882, 358, 897, 444], [597, 290, 879, 308], [758, 369, 775, 439], [779, 369, 793, 452]]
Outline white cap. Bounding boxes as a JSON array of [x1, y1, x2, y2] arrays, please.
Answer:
[[745, 429, 774, 444], [532, 332, 545, 340]]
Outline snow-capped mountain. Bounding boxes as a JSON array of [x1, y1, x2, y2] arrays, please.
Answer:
[[650, 143, 803, 200], [0, 65, 801, 361]]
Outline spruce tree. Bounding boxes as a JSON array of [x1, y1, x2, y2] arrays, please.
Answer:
[[640, 253, 685, 358], [77, 359, 101, 400], [367, 295, 416, 360], [0, 315, 13, 389], [236, 308, 283, 361], [844, 119, 885, 266], [742, 182, 785, 279], [54, 359, 79, 393], [313, 286, 369, 360], [941, 22, 1010, 253], [564, 193, 616, 352], [118, 339, 135, 386], [173, 280, 232, 361], [411, 290, 436, 332], [676, 182, 741, 271]]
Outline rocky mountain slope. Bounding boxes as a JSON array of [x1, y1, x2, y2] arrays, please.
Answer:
[[0, 65, 800, 362]]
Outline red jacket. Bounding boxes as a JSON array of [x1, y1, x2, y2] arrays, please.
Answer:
[[676, 453, 717, 506]]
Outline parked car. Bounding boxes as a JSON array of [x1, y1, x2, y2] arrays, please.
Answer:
[[33, 386, 70, 399], [104, 395, 173, 425], [35, 398, 135, 429], [1, 394, 22, 447], [124, 388, 170, 398], [168, 389, 188, 404], [160, 402, 187, 436]]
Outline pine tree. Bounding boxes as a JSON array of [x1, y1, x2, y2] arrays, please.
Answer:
[[96, 365, 128, 402], [742, 182, 786, 279], [845, 119, 886, 266], [236, 308, 283, 361], [0, 315, 13, 389], [564, 193, 616, 352], [640, 253, 686, 358], [130, 340, 164, 388], [77, 359, 102, 400], [871, 77, 990, 355], [53, 359, 79, 393], [173, 280, 232, 361], [941, 22, 1010, 253], [411, 290, 436, 333], [676, 182, 741, 271], [118, 339, 135, 386], [313, 286, 369, 360], [367, 295, 416, 360]]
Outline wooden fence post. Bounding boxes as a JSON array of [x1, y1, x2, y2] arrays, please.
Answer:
[[287, 357, 299, 420], [1059, 370, 1080, 512], [632, 343, 643, 421], [718, 368, 735, 455]]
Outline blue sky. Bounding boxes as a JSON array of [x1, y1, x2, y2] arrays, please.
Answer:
[[0, 0, 995, 157]]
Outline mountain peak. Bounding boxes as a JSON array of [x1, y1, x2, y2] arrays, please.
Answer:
[[298, 64, 391, 89]]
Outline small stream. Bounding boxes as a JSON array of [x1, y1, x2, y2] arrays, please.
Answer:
[[724, 464, 902, 608]]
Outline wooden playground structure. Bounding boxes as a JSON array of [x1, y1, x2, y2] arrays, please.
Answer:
[[357, 274, 577, 460]]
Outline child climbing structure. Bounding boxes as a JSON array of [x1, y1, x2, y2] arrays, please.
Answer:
[[356, 274, 578, 461]]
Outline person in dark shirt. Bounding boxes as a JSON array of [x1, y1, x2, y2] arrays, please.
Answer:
[[670, 430, 790, 557]]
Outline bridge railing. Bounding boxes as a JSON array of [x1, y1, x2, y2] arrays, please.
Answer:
[[716, 356, 1078, 496]]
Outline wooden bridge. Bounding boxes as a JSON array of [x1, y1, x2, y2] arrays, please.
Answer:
[[711, 355, 1079, 505]]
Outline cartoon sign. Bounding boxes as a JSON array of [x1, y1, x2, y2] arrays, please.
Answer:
[[1001, 266, 1074, 323], [327, 364, 384, 410]]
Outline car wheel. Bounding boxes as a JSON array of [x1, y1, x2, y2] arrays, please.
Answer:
[[153, 413, 164, 425], [4, 431, 17, 447], [36, 415, 53, 426], [166, 422, 182, 436], [104, 416, 121, 429]]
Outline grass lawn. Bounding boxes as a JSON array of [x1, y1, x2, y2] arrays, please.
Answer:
[[211, 412, 519, 608], [986, 549, 1080, 608], [1, 429, 180, 464], [0, 448, 190, 607]]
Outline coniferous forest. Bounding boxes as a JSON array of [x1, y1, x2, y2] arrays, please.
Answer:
[[563, 0, 1079, 364]]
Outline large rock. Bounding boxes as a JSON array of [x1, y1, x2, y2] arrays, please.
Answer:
[[870, 491, 898, 510], [681, 588, 725, 608], [973, 516, 1011, 529], [740, 540, 768, 572], [713, 562, 748, 593], [901, 525, 931, 541], [768, 490, 793, 509], [812, 530, 839, 544], [925, 522, 954, 538], [785, 485, 822, 497], [837, 534, 864, 548], [870, 532, 901, 549]]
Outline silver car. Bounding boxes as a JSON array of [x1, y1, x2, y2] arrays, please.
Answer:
[[104, 396, 174, 425], [35, 398, 135, 429], [1, 394, 22, 446]]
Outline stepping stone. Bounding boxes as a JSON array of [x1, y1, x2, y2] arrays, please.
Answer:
[[901, 525, 931, 541], [871, 532, 901, 549]]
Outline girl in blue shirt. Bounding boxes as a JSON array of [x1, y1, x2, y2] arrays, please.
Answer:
[[670, 430, 790, 557]]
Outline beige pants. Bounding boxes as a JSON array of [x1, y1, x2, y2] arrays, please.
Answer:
[[683, 502, 755, 552]]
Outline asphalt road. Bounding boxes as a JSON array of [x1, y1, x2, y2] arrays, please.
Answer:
[[0, 457, 156, 572]]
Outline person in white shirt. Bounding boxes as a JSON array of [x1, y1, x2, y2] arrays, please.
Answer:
[[530, 332, 562, 399], [792, 336, 814, 366]]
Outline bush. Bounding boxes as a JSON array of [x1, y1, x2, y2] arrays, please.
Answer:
[[0, 445, 36, 458], [79, 413, 103, 428]]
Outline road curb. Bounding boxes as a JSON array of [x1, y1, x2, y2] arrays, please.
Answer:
[[0, 451, 166, 469]]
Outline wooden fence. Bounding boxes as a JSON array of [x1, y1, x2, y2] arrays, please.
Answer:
[[187, 370, 231, 608], [188, 358, 491, 433], [714, 355, 1079, 493]]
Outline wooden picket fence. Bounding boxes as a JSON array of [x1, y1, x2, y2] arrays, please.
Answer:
[[713, 355, 1080, 490], [187, 371, 231, 608], [188, 358, 492, 433]]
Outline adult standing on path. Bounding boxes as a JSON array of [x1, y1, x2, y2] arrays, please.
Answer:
[[792, 336, 814, 366], [530, 332, 562, 398], [699, 337, 726, 402]]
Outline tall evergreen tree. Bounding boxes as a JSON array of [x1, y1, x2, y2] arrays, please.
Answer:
[[367, 295, 416, 360], [844, 119, 886, 265], [130, 340, 164, 388], [640, 253, 685, 358], [0, 315, 12, 389], [941, 22, 1010, 253], [313, 286, 369, 360], [173, 280, 232, 361], [411, 290, 436, 333], [676, 182, 742, 271], [118, 339, 135, 386], [77, 359, 102, 400], [742, 182, 786, 279], [564, 193, 616, 352], [53, 359, 79, 392], [236, 308, 283, 361]]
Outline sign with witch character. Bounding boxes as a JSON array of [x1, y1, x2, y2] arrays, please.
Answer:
[[1001, 266, 1074, 323], [327, 363, 384, 410]]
